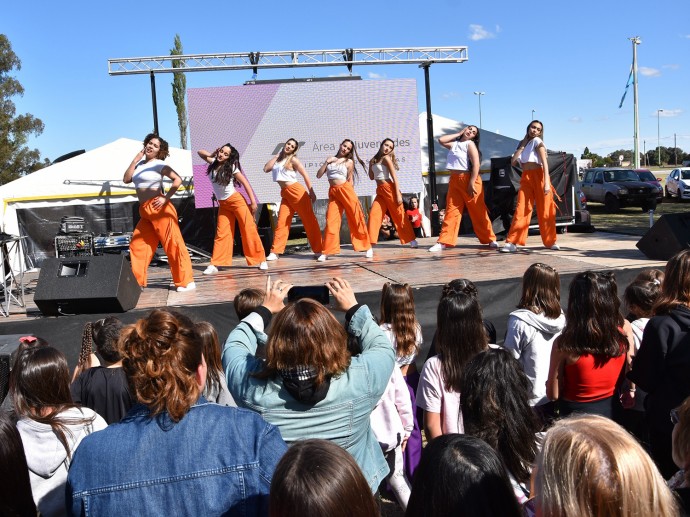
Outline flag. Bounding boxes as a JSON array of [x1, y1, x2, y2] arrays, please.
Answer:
[[619, 66, 633, 109]]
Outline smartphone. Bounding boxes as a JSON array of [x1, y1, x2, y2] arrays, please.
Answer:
[[288, 285, 330, 305]]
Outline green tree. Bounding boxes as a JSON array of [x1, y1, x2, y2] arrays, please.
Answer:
[[581, 147, 591, 159], [0, 34, 46, 184], [606, 149, 633, 166], [170, 34, 188, 150]]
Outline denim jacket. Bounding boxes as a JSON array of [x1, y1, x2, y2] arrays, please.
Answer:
[[66, 397, 287, 516], [222, 305, 395, 492]]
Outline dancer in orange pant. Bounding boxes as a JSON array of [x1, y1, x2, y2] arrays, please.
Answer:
[[428, 125, 497, 252], [263, 138, 323, 260], [124, 133, 195, 291], [367, 138, 418, 248], [197, 144, 267, 274], [317, 139, 372, 261], [500, 120, 558, 253]]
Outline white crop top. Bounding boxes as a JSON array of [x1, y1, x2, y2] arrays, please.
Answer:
[[132, 159, 164, 190], [446, 140, 471, 171], [210, 166, 238, 201], [371, 163, 392, 181], [272, 160, 297, 183], [326, 161, 348, 182], [519, 137, 543, 165]]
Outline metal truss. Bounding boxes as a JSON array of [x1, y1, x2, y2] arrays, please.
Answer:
[[108, 47, 468, 75]]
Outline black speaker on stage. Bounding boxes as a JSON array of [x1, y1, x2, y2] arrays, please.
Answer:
[[34, 254, 141, 316], [0, 335, 24, 405], [636, 213, 690, 261]]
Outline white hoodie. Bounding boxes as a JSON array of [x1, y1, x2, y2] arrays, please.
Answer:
[[17, 406, 106, 517], [503, 309, 566, 406]]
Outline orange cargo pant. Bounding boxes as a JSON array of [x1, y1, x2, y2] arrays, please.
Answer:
[[129, 197, 194, 288], [368, 181, 416, 245], [323, 182, 371, 254], [211, 192, 266, 266], [505, 167, 557, 247], [438, 173, 496, 247], [271, 182, 323, 254]]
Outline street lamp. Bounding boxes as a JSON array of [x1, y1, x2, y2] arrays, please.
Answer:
[[473, 91, 485, 129], [532, 109, 535, 121], [630, 37, 641, 168], [657, 109, 664, 166]]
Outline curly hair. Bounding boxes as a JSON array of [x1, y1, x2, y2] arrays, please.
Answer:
[[518, 263, 562, 319], [379, 282, 420, 359], [207, 143, 242, 187], [259, 299, 350, 388], [371, 138, 400, 170], [119, 308, 202, 422], [555, 271, 626, 358], [654, 249, 690, 315], [461, 349, 540, 485], [143, 133, 170, 160]]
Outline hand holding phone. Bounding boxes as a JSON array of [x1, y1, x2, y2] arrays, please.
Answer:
[[287, 285, 330, 305]]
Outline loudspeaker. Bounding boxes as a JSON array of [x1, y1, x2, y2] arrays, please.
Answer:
[[636, 213, 690, 261], [34, 254, 141, 316], [0, 335, 25, 404]]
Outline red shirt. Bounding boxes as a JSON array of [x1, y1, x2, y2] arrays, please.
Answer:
[[406, 208, 422, 228], [562, 346, 626, 402]]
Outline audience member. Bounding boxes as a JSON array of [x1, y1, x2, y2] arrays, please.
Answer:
[[405, 434, 522, 517], [546, 271, 634, 419], [0, 411, 37, 517], [67, 309, 287, 516], [378, 281, 423, 479], [269, 439, 379, 517], [534, 414, 679, 517], [405, 195, 424, 238], [669, 396, 690, 514], [223, 276, 395, 492], [234, 287, 266, 320], [12, 342, 106, 517], [70, 317, 133, 424], [461, 348, 540, 506], [195, 321, 236, 406], [630, 249, 690, 478], [503, 263, 565, 425], [417, 290, 488, 440]]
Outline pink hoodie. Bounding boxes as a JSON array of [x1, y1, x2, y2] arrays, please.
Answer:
[[370, 365, 414, 452]]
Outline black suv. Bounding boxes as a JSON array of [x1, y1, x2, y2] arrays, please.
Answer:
[[581, 168, 658, 212]]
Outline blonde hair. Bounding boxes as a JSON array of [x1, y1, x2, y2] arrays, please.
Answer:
[[535, 414, 678, 517]]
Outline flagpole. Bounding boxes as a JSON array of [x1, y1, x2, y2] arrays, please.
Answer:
[[630, 37, 641, 169]]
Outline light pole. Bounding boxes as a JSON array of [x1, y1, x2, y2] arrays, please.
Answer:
[[532, 109, 535, 121], [657, 109, 664, 166], [630, 37, 641, 168], [473, 91, 485, 129]]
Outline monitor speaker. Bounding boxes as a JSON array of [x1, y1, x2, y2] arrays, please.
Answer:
[[34, 254, 141, 316], [636, 213, 690, 261]]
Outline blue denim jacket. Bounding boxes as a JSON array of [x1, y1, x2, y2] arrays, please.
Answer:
[[66, 398, 287, 516], [222, 305, 395, 492]]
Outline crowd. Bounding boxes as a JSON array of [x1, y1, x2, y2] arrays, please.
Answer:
[[3, 247, 690, 516]]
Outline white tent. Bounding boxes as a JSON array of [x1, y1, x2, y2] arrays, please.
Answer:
[[0, 138, 193, 271]]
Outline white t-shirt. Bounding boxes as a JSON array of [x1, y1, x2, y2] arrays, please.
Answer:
[[446, 140, 471, 171], [210, 166, 238, 201], [416, 355, 463, 434]]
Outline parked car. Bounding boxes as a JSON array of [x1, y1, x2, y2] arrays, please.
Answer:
[[634, 169, 664, 203], [665, 168, 690, 200], [580, 168, 658, 212]]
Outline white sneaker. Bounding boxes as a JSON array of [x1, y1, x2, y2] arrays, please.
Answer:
[[258, 261, 268, 270], [428, 243, 446, 252], [203, 265, 218, 275], [409, 240, 419, 248], [488, 241, 499, 249], [266, 253, 279, 261], [317, 254, 327, 262], [365, 249, 374, 258], [500, 242, 517, 253], [177, 281, 197, 292], [550, 244, 561, 251]]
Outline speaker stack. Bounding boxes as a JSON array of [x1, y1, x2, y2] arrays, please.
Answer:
[[34, 254, 141, 316], [636, 213, 690, 261]]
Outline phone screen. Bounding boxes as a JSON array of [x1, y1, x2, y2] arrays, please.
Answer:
[[288, 285, 330, 305]]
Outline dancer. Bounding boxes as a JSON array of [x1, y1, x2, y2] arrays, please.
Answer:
[[124, 133, 195, 292], [501, 120, 558, 252], [198, 144, 267, 274], [429, 125, 497, 252], [367, 138, 418, 249], [263, 138, 323, 261], [317, 139, 372, 261]]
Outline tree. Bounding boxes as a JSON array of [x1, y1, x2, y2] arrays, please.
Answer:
[[0, 34, 46, 184], [170, 34, 188, 150]]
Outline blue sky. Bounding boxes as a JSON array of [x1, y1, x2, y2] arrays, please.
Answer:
[[3, 0, 689, 163]]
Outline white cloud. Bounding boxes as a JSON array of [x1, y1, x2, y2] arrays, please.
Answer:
[[440, 91, 460, 100], [367, 72, 386, 79], [653, 109, 683, 118], [639, 67, 661, 77], [468, 24, 496, 41], [663, 64, 679, 70], [569, 117, 582, 123]]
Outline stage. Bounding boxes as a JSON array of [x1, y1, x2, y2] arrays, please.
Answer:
[[0, 231, 664, 369]]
